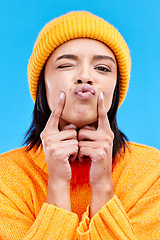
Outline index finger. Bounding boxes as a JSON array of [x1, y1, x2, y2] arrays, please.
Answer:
[[43, 92, 66, 134], [97, 92, 112, 133]]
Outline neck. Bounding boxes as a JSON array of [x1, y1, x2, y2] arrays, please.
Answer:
[[59, 118, 98, 131]]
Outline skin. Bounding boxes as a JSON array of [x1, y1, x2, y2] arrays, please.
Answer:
[[44, 38, 117, 129], [41, 38, 117, 218]]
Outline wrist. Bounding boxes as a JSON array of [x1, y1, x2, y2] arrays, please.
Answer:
[[91, 182, 114, 204], [47, 181, 71, 211], [90, 181, 114, 219], [91, 175, 113, 193]]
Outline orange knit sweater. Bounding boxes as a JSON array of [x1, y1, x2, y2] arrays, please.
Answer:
[[0, 142, 159, 239]]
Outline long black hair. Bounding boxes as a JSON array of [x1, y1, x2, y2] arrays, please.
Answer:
[[24, 65, 128, 162]]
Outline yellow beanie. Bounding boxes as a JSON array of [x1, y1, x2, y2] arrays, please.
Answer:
[[28, 11, 131, 106]]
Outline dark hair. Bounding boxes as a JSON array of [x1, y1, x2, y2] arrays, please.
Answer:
[[24, 65, 128, 162]]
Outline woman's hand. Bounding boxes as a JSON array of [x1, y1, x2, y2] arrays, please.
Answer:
[[78, 92, 114, 218], [40, 92, 78, 211]]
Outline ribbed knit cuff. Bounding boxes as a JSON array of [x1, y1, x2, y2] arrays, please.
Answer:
[[77, 195, 137, 239], [24, 203, 79, 240]]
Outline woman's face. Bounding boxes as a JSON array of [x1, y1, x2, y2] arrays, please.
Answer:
[[44, 38, 117, 129]]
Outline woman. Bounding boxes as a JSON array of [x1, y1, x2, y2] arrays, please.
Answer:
[[0, 11, 159, 239]]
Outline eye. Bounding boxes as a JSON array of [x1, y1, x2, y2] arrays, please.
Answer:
[[57, 64, 73, 69], [95, 66, 111, 72]]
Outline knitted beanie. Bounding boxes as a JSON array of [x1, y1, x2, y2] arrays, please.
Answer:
[[28, 11, 131, 106]]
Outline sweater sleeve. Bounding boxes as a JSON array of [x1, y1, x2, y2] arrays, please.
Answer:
[[0, 149, 79, 240], [0, 174, 79, 240], [77, 173, 160, 239], [77, 195, 137, 239], [0, 198, 79, 240], [23, 203, 79, 239]]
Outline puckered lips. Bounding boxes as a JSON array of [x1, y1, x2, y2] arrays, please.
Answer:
[[74, 84, 96, 100]]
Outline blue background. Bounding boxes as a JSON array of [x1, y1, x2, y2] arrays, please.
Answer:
[[0, 0, 160, 153]]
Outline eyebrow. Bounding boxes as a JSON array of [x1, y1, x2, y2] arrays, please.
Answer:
[[93, 55, 115, 64], [55, 54, 115, 64], [56, 54, 78, 61]]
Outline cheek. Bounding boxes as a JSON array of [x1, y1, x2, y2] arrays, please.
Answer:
[[45, 77, 61, 111], [103, 81, 117, 112], [45, 74, 72, 111]]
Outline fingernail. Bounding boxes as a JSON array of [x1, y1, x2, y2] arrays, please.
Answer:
[[99, 92, 103, 100], [60, 92, 65, 100]]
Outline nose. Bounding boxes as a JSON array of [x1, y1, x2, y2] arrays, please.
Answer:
[[75, 65, 93, 85], [76, 78, 93, 85]]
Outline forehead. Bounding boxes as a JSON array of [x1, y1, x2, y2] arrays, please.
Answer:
[[51, 38, 116, 60]]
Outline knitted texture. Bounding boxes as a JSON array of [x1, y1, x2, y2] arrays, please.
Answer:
[[28, 11, 131, 106], [0, 143, 159, 239]]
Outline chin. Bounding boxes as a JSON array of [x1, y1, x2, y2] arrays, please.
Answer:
[[62, 112, 98, 128]]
